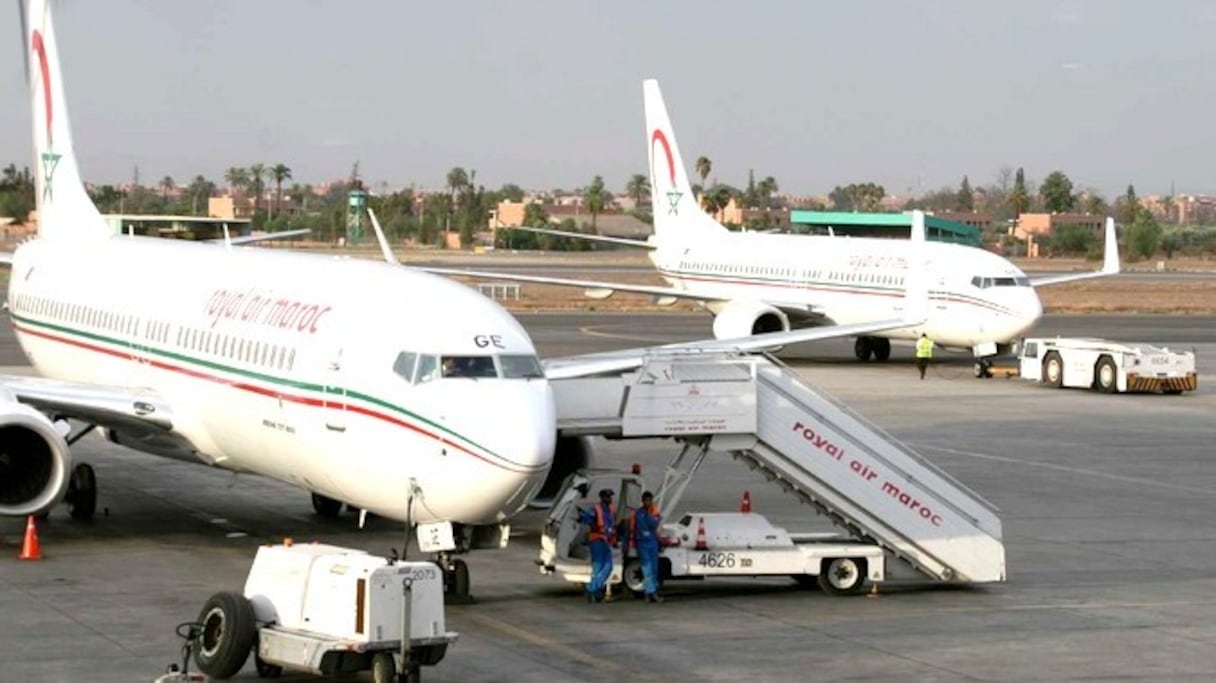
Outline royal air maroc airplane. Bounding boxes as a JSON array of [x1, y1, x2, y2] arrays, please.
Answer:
[[427, 79, 1120, 366], [6, 2, 928, 596]]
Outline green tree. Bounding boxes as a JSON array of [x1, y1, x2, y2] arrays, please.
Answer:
[[248, 163, 267, 216], [829, 182, 885, 212], [224, 166, 249, 196], [757, 176, 779, 209], [956, 175, 974, 211], [498, 183, 525, 202], [1040, 171, 1075, 213], [159, 175, 175, 203], [1124, 206, 1161, 261], [1081, 190, 1107, 216], [270, 163, 292, 219], [1161, 194, 1176, 224], [1120, 184, 1138, 224], [1008, 167, 1030, 216], [625, 174, 650, 208], [694, 156, 712, 189], [0, 164, 35, 221], [1045, 224, 1094, 256], [186, 175, 216, 216], [583, 175, 610, 231]]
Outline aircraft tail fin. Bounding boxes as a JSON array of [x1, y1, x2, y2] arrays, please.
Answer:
[[643, 79, 726, 246], [24, 0, 109, 241]]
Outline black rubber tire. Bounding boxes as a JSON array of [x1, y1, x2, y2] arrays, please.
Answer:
[[623, 558, 646, 596], [448, 559, 470, 599], [873, 338, 891, 362], [254, 652, 282, 679], [67, 463, 97, 520], [194, 591, 257, 679], [1095, 356, 1117, 393], [853, 337, 873, 362], [817, 557, 867, 596], [973, 361, 987, 379], [371, 651, 396, 683], [310, 492, 342, 517], [1043, 351, 1064, 388]]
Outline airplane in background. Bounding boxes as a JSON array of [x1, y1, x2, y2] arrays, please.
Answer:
[[7, 0, 559, 596], [427, 79, 1120, 365], [5, 2, 931, 597]]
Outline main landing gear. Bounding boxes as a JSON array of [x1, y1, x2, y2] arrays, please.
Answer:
[[435, 553, 471, 604], [853, 336, 891, 362]]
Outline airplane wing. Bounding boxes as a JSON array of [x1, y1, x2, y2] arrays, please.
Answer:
[[503, 225, 655, 249], [420, 265, 730, 303], [1030, 218, 1120, 287], [2, 375, 174, 435], [208, 228, 311, 246]]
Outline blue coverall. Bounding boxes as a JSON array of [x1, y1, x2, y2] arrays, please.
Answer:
[[580, 502, 615, 600], [633, 504, 662, 597]]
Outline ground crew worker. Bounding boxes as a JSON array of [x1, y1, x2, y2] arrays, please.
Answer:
[[915, 332, 934, 379], [579, 488, 616, 603], [632, 491, 663, 603]]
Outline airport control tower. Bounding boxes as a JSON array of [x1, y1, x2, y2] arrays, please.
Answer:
[[345, 162, 366, 245]]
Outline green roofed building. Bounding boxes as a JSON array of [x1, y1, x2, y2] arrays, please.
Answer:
[[788, 211, 982, 246]]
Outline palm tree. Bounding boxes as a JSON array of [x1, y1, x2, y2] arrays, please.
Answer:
[[248, 163, 267, 215], [583, 175, 609, 231], [187, 175, 215, 215], [224, 167, 249, 196], [625, 174, 650, 209], [158, 175, 175, 203], [270, 163, 292, 219], [756, 176, 778, 209], [445, 167, 469, 241], [695, 156, 712, 188]]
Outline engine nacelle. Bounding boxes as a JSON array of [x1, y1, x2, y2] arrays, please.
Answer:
[[530, 434, 594, 508], [711, 301, 790, 339], [0, 401, 72, 517]]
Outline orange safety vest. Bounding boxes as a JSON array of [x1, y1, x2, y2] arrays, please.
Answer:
[[587, 502, 616, 544], [628, 503, 661, 549]]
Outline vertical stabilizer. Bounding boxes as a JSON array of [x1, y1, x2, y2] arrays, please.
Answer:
[[25, 0, 110, 241], [643, 79, 726, 245], [1102, 217, 1120, 275], [902, 211, 930, 325]]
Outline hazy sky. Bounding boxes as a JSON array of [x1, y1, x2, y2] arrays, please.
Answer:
[[3, 1, 1215, 198]]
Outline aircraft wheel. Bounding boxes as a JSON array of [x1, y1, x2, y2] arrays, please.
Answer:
[[67, 463, 97, 520], [1095, 356, 1117, 393], [818, 557, 866, 596], [872, 338, 891, 362], [853, 337, 873, 362], [311, 492, 343, 518], [1043, 352, 1064, 388], [446, 559, 471, 603]]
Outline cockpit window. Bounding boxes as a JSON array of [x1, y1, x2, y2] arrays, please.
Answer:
[[392, 351, 417, 381], [416, 354, 440, 383], [441, 355, 497, 378], [500, 354, 544, 379], [972, 275, 1031, 289]]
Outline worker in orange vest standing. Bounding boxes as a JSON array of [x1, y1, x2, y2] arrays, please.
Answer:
[[579, 488, 616, 603], [631, 490, 663, 603]]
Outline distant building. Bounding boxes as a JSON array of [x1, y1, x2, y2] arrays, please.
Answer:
[[208, 195, 254, 220], [1014, 213, 1104, 237]]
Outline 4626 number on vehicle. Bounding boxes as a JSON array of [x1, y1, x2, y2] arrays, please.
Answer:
[[697, 552, 737, 569]]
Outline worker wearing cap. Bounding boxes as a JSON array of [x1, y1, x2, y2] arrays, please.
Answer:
[[915, 333, 934, 380], [632, 490, 663, 603], [579, 488, 616, 603]]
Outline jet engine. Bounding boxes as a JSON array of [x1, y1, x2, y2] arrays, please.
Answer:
[[530, 434, 594, 508], [711, 301, 790, 339], [0, 401, 72, 517]]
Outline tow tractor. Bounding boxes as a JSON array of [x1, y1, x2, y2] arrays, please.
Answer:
[[179, 541, 457, 683], [538, 461, 886, 597], [975, 336, 1197, 394]]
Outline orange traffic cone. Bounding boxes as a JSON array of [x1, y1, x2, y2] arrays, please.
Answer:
[[740, 490, 751, 513], [18, 515, 42, 560], [694, 516, 708, 551]]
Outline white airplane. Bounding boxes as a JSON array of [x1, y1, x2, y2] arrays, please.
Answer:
[[429, 79, 1119, 363], [5, 2, 928, 599], [7, 0, 561, 594]]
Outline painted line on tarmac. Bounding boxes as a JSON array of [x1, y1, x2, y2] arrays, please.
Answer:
[[465, 612, 623, 673], [921, 444, 1216, 495]]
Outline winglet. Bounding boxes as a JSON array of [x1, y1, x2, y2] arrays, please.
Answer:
[[367, 208, 400, 266], [1102, 217, 1120, 275], [902, 210, 930, 325]]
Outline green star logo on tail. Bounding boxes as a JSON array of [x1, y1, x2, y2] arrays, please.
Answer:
[[40, 151, 61, 203]]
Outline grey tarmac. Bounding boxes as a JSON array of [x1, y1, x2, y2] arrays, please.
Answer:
[[1, 314, 1215, 682]]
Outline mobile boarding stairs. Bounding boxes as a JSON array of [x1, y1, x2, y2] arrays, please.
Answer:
[[551, 352, 1006, 586]]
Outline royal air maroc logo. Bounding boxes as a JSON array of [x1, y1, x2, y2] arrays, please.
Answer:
[[31, 29, 61, 203], [650, 129, 682, 215]]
